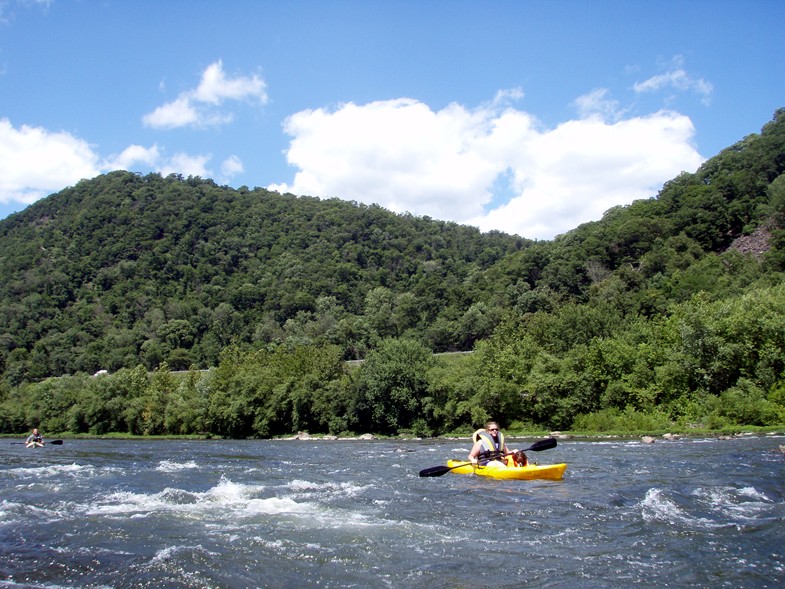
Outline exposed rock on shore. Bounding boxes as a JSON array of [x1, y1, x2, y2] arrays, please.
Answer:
[[289, 431, 374, 440]]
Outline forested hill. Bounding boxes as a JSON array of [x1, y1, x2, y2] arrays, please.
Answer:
[[1, 108, 784, 387], [0, 170, 529, 381]]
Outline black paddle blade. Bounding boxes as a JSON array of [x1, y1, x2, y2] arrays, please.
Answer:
[[526, 437, 557, 452], [419, 465, 454, 477], [49, 440, 64, 445], [419, 461, 474, 477]]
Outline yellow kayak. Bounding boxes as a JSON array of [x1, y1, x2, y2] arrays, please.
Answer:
[[446, 459, 567, 480]]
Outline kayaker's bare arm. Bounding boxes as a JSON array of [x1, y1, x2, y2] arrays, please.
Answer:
[[468, 441, 483, 464]]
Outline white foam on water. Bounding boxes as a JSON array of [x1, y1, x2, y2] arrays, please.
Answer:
[[155, 460, 199, 472], [692, 485, 775, 523], [149, 543, 216, 564], [243, 495, 314, 515], [737, 486, 771, 501], [85, 489, 192, 516], [51, 544, 133, 557], [575, 440, 628, 446], [287, 478, 369, 498], [0, 499, 72, 525], [639, 488, 718, 529], [251, 536, 285, 549], [139, 544, 222, 589], [83, 476, 316, 519], [0, 499, 24, 522], [0, 581, 113, 589], [150, 544, 179, 564], [8, 463, 99, 480]]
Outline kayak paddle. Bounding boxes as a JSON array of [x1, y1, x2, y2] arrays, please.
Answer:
[[418, 437, 558, 477], [11, 439, 63, 446]]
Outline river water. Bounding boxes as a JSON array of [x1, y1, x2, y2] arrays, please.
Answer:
[[2, 435, 784, 589]]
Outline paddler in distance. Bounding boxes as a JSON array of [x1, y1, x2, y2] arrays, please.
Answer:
[[25, 427, 44, 448]]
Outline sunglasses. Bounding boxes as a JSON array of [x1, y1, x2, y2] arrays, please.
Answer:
[[488, 428, 498, 431]]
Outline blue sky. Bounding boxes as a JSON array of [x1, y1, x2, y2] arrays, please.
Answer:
[[0, 0, 782, 240]]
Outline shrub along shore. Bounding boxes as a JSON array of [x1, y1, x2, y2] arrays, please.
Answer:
[[5, 425, 784, 443]]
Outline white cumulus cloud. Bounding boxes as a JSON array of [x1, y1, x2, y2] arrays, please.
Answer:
[[573, 88, 625, 121], [143, 96, 200, 129], [143, 60, 267, 129], [159, 153, 212, 178], [0, 61, 261, 212], [220, 155, 244, 179], [633, 55, 713, 105], [476, 110, 703, 238], [0, 118, 219, 209], [271, 98, 503, 221], [106, 144, 161, 170], [0, 118, 101, 204], [270, 95, 705, 240]]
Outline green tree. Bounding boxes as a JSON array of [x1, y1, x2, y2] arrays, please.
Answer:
[[353, 338, 434, 434]]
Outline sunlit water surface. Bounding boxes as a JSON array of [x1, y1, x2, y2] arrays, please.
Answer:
[[2, 436, 784, 588]]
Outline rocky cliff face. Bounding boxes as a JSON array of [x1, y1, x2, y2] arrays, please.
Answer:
[[729, 226, 772, 259]]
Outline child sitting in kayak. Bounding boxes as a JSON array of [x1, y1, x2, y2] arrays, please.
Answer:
[[468, 421, 526, 467]]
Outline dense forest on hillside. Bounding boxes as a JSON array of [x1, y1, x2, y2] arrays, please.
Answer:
[[1, 109, 784, 437], [0, 173, 527, 381]]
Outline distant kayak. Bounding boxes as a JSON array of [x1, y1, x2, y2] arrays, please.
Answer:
[[18, 440, 62, 448], [446, 459, 567, 480]]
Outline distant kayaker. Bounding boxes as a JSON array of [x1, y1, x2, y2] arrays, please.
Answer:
[[25, 428, 44, 448], [469, 421, 516, 466]]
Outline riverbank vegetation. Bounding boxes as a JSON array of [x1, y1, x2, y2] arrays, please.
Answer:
[[3, 282, 784, 438], [1, 110, 785, 437]]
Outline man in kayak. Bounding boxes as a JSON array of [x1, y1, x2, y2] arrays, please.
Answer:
[[469, 421, 514, 466], [25, 428, 44, 448]]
